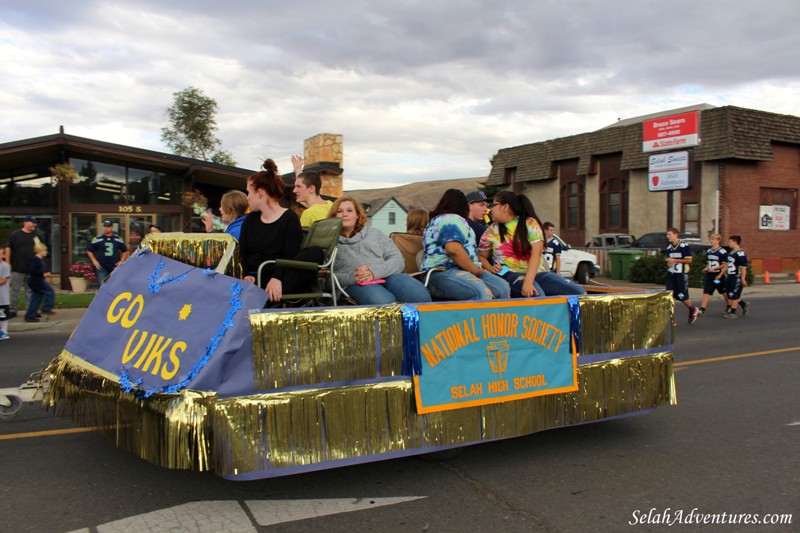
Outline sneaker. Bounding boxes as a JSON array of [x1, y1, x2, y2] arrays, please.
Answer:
[[0, 331, 9, 340], [24, 317, 40, 323], [688, 307, 699, 324], [697, 308, 705, 316], [7, 311, 17, 319], [741, 301, 750, 317], [42, 310, 56, 316], [722, 312, 739, 319]]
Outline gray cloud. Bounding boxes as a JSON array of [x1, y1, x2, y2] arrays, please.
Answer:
[[1, 0, 799, 187]]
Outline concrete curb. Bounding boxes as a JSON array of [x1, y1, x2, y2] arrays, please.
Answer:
[[6, 308, 86, 333]]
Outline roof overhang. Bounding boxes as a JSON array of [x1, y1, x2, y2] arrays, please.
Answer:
[[0, 132, 254, 188]]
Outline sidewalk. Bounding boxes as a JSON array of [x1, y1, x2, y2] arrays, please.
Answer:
[[7, 276, 798, 333], [591, 274, 800, 298], [6, 307, 87, 333]]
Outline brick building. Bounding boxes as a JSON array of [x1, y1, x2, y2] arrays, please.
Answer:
[[486, 105, 800, 275]]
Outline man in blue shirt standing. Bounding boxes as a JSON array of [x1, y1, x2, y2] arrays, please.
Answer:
[[86, 220, 128, 285], [665, 228, 700, 324]]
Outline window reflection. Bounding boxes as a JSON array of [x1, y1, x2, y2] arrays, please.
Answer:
[[0, 171, 58, 208], [68, 158, 182, 205]]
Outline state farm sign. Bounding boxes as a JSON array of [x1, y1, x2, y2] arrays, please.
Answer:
[[648, 150, 691, 191], [642, 111, 699, 153]]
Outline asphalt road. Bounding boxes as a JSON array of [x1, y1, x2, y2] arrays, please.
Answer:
[[1, 285, 797, 532]]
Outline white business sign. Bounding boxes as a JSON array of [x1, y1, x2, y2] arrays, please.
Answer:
[[648, 150, 690, 191], [759, 205, 791, 230]]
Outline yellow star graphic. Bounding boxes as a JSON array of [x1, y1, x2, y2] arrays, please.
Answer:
[[178, 304, 192, 320]]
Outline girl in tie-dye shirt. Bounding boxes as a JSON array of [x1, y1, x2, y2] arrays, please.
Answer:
[[479, 192, 585, 298], [421, 189, 510, 301]]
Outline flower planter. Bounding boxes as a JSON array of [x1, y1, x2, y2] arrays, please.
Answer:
[[69, 277, 88, 294]]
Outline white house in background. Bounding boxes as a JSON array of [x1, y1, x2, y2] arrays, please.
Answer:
[[365, 196, 408, 235]]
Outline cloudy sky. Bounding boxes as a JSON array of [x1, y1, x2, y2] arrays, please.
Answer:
[[2, 1, 799, 190]]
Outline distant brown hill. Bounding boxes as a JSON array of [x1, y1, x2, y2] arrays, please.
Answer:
[[346, 177, 487, 211]]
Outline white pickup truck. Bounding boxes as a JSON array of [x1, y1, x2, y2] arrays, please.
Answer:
[[552, 235, 601, 284]]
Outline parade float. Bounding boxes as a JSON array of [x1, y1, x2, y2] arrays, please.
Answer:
[[41, 233, 676, 480]]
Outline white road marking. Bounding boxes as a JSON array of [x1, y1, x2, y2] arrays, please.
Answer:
[[92, 501, 254, 533], [66, 497, 427, 532], [246, 497, 427, 526], [787, 421, 800, 426]]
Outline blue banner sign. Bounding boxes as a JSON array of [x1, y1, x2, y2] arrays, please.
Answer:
[[64, 251, 267, 397], [413, 299, 578, 414]]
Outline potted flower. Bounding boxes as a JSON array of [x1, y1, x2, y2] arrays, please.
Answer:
[[49, 162, 79, 185], [68, 261, 96, 294]]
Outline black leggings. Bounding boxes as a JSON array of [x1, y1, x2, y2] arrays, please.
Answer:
[[259, 245, 325, 294]]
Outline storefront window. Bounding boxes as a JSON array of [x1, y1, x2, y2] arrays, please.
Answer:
[[69, 158, 183, 206], [72, 214, 97, 260], [0, 171, 58, 208], [70, 158, 127, 204]]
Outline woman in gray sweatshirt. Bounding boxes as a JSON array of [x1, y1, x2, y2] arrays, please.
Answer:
[[329, 197, 431, 305]]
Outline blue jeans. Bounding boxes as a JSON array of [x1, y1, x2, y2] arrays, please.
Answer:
[[428, 268, 510, 301], [25, 285, 54, 320], [501, 271, 546, 299], [9, 272, 31, 314], [96, 267, 111, 286], [535, 271, 586, 296], [344, 273, 432, 305]]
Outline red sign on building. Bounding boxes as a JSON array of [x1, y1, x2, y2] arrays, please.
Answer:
[[642, 111, 700, 153]]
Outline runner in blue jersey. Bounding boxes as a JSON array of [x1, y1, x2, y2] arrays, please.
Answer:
[[542, 222, 562, 273], [665, 228, 700, 324], [723, 235, 750, 319], [699, 233, 729, 315]]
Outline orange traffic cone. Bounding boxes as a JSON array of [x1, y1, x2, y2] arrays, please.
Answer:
[[796, 270, 800, 283], [763, 270, 770, 284]]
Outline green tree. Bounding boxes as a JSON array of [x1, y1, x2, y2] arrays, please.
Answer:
[[161, 87, 237, 166]]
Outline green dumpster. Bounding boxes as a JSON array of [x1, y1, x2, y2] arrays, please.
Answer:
[[608, 249, 645, 280]]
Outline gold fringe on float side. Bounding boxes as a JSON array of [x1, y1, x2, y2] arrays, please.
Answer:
[[140, 232, 242, 279], [249, 305, 405, 389], [249, 293, 675, 391], [579, 291, 673, 355], [211, 352, 675, 476], [44, 351, 216, 471], [45, 291, 676, 476]]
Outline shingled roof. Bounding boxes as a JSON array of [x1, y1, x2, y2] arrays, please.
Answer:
[[487, 106, 800, 185]]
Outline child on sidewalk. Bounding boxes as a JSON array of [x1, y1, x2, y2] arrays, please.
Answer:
[[24, 242, 56, 323], [723, 235, 750, 319], [0, 248, 10, 339]]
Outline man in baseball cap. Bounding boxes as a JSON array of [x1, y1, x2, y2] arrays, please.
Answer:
[[3, 215, 41, 318], [86, 219, 128, 285], [465, 191, 489, 245]]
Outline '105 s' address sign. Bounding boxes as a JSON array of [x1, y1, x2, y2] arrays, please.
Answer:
[[648, 150, 691, 192]]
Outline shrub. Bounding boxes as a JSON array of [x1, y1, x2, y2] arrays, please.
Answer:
[[629, 254, 667, 284], [688, 252, 706, 288]]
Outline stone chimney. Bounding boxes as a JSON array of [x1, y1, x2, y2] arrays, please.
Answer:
[[303, 133, 343, 198]]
